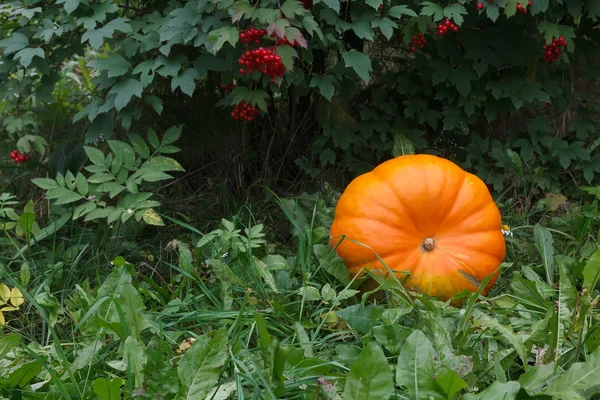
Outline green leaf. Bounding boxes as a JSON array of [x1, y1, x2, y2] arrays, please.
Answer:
[[281, 0, 306, 18], [4, 360, 42, 388], [310, 75, 336, 101], [372, 18, 397, 41], [144, 96, 163, 116], [71, 340, 104, 371], [450, 65, 474, 96], [539, 21, 560, 44], [0, 33, 29, 55], [31, 178, 59, 190], [178, 328, 229, 398], [86, 114, 114, 144], [313, 244, 350, 284], [443, 3, 468, 25], [116, 284, 152, 340], [210, 26, 239, 54], [75, 173, 89, 195], [518, 364, 554, 394], [0, 334, 21, 359], [396, 330, 440, 399], [569, 116, 596, 139], [13, 47, 44, 68], [586, 0, 600, 17], [127, 134, 150, 159], [60, 0, 81, 14], [88, 54, 131, 78], [142, 156, 184, 172], [389, 5, 418, 18], [420, 2, 444, 22], [341, 51, 372, 83], [123, 337, 147, 390], [393, 133, 415, 157], [529, 0, 549, 15], [463, 382, 520, 400], [109, 79, 144, 111], [93, 378, 123, 400], [542, 346, 600, 398], [73, 202, 97, 220], [82, 18, 132, 49], [317, 0, 340, 13], [583, 249, 600, 290], [434, 367, 467, 399], [343, 342, 393, 400], [276, 45, 297, 71], [337, 305, 382, 335], [171, 68, 199, 97], [534, 223, 555, 284]]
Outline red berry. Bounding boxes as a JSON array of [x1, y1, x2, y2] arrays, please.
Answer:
[[477, 3, 483, 9]]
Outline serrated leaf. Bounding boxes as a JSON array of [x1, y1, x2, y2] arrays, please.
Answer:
[[0, 33, 29, 55], [343, 342, 393, 400], [171, 68, 198, 97], [539, 21, 560, 44], [13, 48, 44, 68], [317, 0, 340, 13], [108, 79, 143, 111], [372, 18, 397, 41], [276, 45, 297, 71], [82, 18, 132, 49], [443, 3, 468, 25], [210, 26, 239, 54], [342, 51, 372, 83], [88, 54, 131, 78], [309, 75, 335, 101], [93, 377, 123, 400], [389, 5, 418, 18], [420, 1, 444, 21]]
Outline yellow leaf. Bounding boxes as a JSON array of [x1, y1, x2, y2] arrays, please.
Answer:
[[0, 284, 9, 303], [0, 311, 5, 327], [142, 208, 165, 226], [9, 288, 23, 307], [0, 306, 19, 312]]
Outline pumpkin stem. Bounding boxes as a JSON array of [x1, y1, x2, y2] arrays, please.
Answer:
[[422, 238, 435, 251]]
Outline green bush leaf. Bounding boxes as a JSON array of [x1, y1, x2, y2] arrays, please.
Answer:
[[342, 51, 372, 83], [343, 342, 393, 400], [396, 330, 441, 399]]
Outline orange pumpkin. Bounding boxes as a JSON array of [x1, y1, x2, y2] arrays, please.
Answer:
[[329, 154, 506, 301]]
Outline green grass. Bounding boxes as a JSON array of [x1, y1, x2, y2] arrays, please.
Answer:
[[1, 188, 600, 399]]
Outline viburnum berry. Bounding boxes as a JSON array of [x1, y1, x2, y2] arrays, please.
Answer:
[[9, 150, 29, 163], [542, 36, 567, 64], [410, 32, 427, 52], [516, 1, 531, 14], [477, 3, 484, 10], [379, 4, 383, 11], [231, 102, 260, 122], [240, 28, 267, 45], [238, 47, 285, 81], [437, 19, 459, 36], [220, 82, 235, 91]]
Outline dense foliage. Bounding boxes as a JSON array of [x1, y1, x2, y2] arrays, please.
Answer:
[[1, 0, 600, 398]]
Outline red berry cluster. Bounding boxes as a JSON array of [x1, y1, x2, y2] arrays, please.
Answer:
[[542, 36, 568, 64], [240, 28, 267, 45], [410, 33, 427, 52], [437, 20, 459, 36], [270, 33, 300, 47], [231, 102, 260, 121], [9, 150, 29, 163], [516, 1, 531, 14], [238, 47, 285, 81], [220, 82, 235, 91]]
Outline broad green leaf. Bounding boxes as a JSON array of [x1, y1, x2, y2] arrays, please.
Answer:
[[473, 316, 528, 367], [178, 328, 229, 398], [109, 79, 144, 111], [281, 0, 306, 18], [31, 178, 59, 190], [343, 342, 393, 400], [0, 334, 21, 358], [337, 305, 382, 335], [518, 364, 554, 394], [393, 133, 415, 157], [82, 18, 132, 49], [434, 367, 467, 399], [372, 18, 397, 41], [443, 3, 468, 25], [309, 75, 335, 101], [115, 284, 152, 340], [142, 156, 184, 172], [171, 68, 199, 97], [13, 47, 44, 68], [396, 330, 440, 399], [341, 51, 372, 83], [127, 133, 150, 159], [210, 26, 239, 54], [93, 377, 123, 400], [420, 2, 444, 21], [88, 54, 131, 78], [389, 5, 418, 18], [317, 0, 340, 13], [533, 224, 555, 284], [539, 21, 560, 44], [530, 0, 549, 15], [4, 360, 42, 388], [0, 33, 29, 55], [313, 244, 350, 284], [123, 337, 147, 390], [71, 340, 104, 371], [463, 381, 520, 400], [583, 249, 600, 290], [542, 346, 600, 398], [162, 125, 183, 146]]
